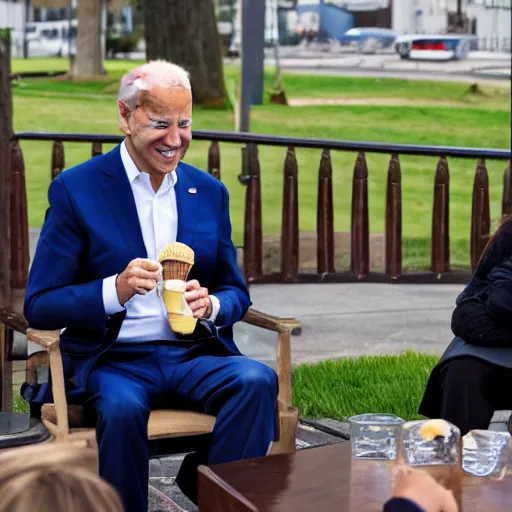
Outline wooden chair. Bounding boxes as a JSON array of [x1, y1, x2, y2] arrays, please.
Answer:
[[25, 308, 300, 457]]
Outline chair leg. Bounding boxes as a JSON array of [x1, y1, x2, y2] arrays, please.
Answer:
[[269, 407, 299, 455]]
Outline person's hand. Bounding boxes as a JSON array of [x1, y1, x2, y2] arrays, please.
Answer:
[[184, 280, 211, 319], [391, 467, 458, 512], [116, 258, 162, 306]]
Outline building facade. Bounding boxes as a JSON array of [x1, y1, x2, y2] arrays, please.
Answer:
[[0, 0, 27, 57], [392, 0, 511, 46]]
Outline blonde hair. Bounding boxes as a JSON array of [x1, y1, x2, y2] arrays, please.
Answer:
[[118, 59, 191, 110], [0, 443, 123, 512]]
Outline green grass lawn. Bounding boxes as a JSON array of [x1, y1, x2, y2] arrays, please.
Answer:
[[13, 351, 437, 418], [13, 393, 29, 414], [292, 352, 438, 421], [11, 58, 511, 270]]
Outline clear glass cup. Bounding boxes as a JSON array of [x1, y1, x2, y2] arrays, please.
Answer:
[[399, 419, 463, 506], [349, 413, 405, 460], [462, 430, 512, 478], [401, 419, 461, 466]]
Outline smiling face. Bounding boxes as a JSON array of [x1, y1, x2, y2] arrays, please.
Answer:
[[119, 85, 192, 177]]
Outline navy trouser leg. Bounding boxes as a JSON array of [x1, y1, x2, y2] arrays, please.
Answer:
[[86, 345, 162, 512], [168, 351, 279, 463], [85, 342, 279, 510]]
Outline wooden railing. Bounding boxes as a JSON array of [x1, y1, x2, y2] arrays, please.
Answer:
[[0, 130, 510, 411], [7, 131, 510, 290]]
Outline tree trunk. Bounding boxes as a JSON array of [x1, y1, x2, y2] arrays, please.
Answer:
[[73, 0, 104, 78], [0, 30, 12, 309], [144, 0, 226, 107]]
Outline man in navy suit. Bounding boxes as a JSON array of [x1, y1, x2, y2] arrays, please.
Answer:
[[24, 60, 278, 512]]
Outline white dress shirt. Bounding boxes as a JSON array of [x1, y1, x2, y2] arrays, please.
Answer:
[[102, 141, 219, 342]]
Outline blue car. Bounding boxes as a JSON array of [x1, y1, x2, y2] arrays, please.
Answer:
[[340, 27, 398, 53]]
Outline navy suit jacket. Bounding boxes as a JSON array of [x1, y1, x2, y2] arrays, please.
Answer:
[[23, 145, 251, 404]]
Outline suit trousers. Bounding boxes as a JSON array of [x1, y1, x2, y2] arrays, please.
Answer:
[[85, 340, 278, 512]]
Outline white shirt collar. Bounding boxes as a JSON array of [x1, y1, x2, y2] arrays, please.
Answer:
[[120, 140, 178, 187]]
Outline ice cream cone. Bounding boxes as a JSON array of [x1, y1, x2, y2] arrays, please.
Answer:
[[158, 243, 197, 335]]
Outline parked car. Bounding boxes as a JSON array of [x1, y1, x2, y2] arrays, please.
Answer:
[[25, 20, 77, 58], [340, 27, 397, 54], [394, 34, 476, 61]]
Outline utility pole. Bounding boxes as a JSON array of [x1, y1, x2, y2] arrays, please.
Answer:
[[238, 0, 266, 132], [23, 0, 31, 59]]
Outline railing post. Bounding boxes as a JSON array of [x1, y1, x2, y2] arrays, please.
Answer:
[[281, 146, 299, 282], [317, 149, 334, 275], [208, 140, 221, 180], [351, 152, 369, 279], [92, 141, 102, 157], [502, 161, 512, 217], [385, 154, 402, 279], [243, 143, 262, 282], [431, 156, 450, 274], [51, 140, 65, 180], [470, 159, 490, 271], [10, 139, 29, 313]]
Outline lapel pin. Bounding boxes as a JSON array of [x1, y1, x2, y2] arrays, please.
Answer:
[[188, 188, 197, 194]]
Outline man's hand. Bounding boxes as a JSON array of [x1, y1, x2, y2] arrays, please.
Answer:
[[391, 467, 458, 512], [116, 258, 162, 306], [184, 280, 211, 319]]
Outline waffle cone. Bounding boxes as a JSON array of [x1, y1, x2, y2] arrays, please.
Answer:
[[158, 243, 196, 334], [161, 260, 192, 281], [158, 243, 194, 280]]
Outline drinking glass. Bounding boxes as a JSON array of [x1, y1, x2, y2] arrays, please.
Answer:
[[400, 419, 463, 504], [402, 419, 460, 466], [349, 413, 405, 460], [462, 429, 512, 478]]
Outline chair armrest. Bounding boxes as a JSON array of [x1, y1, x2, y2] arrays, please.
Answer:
[[242, 308, 296, 410], [26, 328, 70, 439], [0, 307, 28, 334], [242, 308, 300, 334], [26, 328, 60, 350]]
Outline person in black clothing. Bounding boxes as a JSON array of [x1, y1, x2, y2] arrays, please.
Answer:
[[420, 216, 512, 435]]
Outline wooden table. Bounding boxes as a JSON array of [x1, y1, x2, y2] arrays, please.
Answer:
[[198, 441, 512, 512]]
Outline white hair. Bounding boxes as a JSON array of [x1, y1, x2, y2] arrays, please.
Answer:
[[118, 60, 191, 110]]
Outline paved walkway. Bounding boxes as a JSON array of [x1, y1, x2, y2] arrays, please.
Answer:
[[237, 282, 463, 367]]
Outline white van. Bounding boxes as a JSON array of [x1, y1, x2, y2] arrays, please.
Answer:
[[25, 20, 77, 58]]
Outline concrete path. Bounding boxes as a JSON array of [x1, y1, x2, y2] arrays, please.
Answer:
[[237, 282, 463, 367]]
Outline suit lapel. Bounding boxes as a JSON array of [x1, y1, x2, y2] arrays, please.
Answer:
[[175, 163, 199, 248], [101, 146, 147, 259]]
